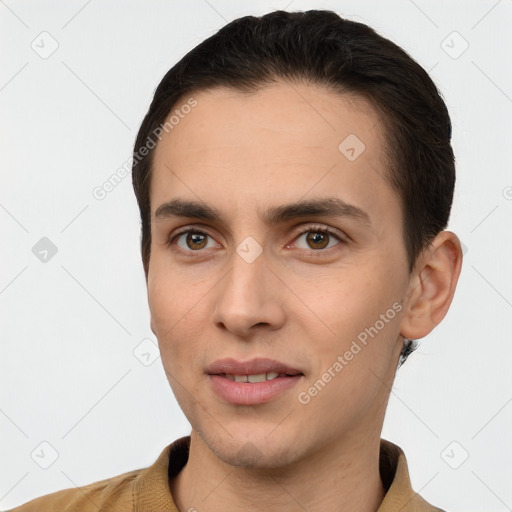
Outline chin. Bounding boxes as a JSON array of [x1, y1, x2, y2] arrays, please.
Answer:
[[199, 427, 304, 470]]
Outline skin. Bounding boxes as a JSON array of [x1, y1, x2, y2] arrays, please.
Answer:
[[146, 81, 463, 512]]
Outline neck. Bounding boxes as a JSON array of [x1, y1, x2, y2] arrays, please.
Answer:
[[170, 428, 386, 512]]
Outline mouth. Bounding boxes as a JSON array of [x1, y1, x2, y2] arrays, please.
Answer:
[[206, 358, 305, 405], [206, 357, 304, 377], [220, 371, 302, 383]]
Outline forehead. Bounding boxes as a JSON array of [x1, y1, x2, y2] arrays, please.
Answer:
[[153, 82, 385, 161], [150, 81, 396, 224]]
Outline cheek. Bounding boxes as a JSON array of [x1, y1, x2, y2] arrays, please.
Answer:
[[148, 251, 198, 327], [298, 308, 401, 434], [148, 264, 189, 360], [303, 263, 403, 384], [301, 267, 387, 344], [148, 272, 208, 423]]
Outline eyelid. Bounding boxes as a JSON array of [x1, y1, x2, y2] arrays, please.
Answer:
[[170, 225, 218, 243], [289, 223, 348, 244]]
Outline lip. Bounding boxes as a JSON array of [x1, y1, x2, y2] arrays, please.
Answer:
[[206, 358, 305, 406], [206, 357, 303, 376]]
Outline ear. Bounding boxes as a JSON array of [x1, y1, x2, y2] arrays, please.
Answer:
[[400, 231, 463, 340]]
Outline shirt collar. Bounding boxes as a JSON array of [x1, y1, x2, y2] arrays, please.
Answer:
[[377, 439, 444, 511], [132, 437, 443, 511]]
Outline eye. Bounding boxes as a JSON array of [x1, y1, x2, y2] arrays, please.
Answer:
[[171, 230, 219, 252], [167, 224, 346, 256], [293, 225, 343, 252]]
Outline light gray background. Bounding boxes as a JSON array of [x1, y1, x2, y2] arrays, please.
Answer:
[[1, 1, 511, 511]]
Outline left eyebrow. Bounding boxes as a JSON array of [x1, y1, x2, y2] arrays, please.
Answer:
[[154, 197, 371, 226]]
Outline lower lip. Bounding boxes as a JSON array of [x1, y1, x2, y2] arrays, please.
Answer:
[[208, 374, 303, 405]]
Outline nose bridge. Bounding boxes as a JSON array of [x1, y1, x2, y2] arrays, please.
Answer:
[[212, 240, 285, 334], [222, 242, 268, 309]]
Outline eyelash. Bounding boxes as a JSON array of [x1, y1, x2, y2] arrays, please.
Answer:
[[166, 224, 347, 257]]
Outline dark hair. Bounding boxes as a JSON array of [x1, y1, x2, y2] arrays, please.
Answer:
[[132, 9, 456, 363]]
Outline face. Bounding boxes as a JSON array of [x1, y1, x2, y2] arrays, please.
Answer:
[[147, 82, 412, 469]]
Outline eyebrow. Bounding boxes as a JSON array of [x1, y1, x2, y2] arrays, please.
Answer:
[[155, 197, 371, 226]]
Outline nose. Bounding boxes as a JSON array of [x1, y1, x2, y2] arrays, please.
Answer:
[[212, 248, 286, 338]]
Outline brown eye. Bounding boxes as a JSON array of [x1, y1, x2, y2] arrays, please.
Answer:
[[174, 231, 215, 251], [295, 229, 341, 251], [186, 232, 207, 250], [306, 232, 330, 250]]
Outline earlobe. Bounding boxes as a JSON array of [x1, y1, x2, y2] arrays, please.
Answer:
[[400, 231, 463, 340]]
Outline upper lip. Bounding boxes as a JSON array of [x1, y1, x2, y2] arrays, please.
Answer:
[[206, 358, 303, 376]]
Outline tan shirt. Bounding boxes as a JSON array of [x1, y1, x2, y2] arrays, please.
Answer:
[[6, 437, 445, 511]]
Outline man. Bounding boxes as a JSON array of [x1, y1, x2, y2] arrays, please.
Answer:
[[8, 9, 462, 512]]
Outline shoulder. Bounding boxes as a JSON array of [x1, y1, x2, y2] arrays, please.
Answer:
[[4, 442, 179, 512], [5, 467, 141, 512]]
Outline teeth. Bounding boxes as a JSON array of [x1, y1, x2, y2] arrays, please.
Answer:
[[226, 372, 281, 382], [248, 373, 266, 383]]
